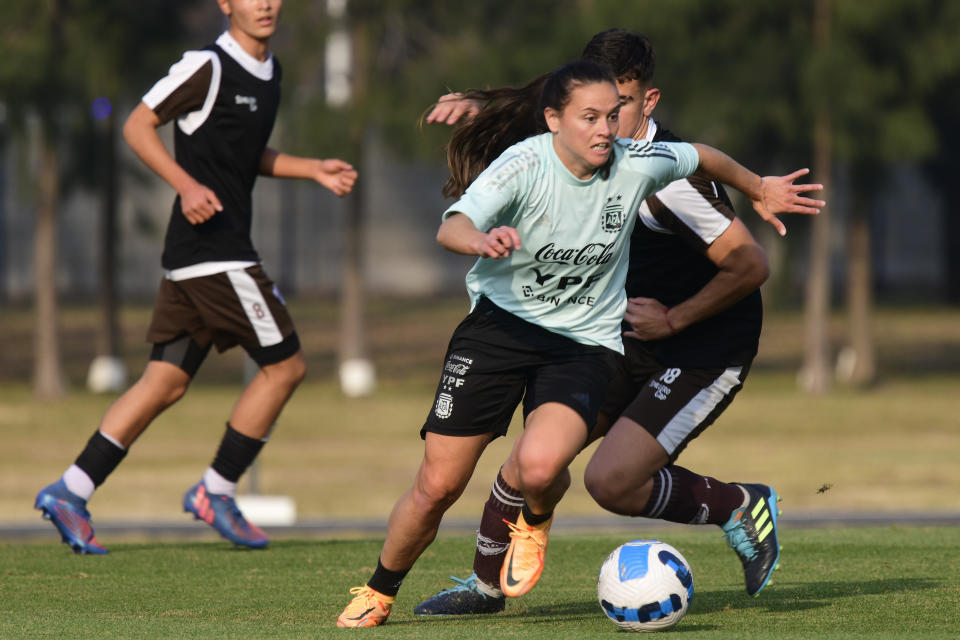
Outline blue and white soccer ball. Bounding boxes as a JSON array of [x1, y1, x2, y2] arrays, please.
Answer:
[[597, 539, 694, 632]]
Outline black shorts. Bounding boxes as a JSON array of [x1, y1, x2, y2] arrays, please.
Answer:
[[602, 337, 752, 462], [421, 297, 619, 440], [146, 264, 300, 367]]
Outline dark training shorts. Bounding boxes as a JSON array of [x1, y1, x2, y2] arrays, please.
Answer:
[[146, 264, 300, 371], [601, 337, 752, 462], [421, 297, 619, 440]]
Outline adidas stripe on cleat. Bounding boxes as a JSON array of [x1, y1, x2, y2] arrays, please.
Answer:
[[34, 479, 108, 555], [183, 481, 268, 549], [722, 483, 782, 597], [337, 586, 394, 627]]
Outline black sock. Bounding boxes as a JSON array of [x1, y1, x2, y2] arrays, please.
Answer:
[[521, 503, 553, 527], [74, 431, 127, 487], [210, 423, 265, 482], [367, 557, 409, 597]]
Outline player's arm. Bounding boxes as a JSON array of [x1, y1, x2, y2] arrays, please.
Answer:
[[624, 218, 768, 340], [437, 212, 520, 258], [691, 143, 824, 236], [259, 148, 357, 197], [122, 102, 222, 225]]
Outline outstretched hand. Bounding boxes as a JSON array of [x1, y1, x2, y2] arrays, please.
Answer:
[[752, 168, 825, 236], [425, 93, 483, 125], [315, 158, 358, 197]]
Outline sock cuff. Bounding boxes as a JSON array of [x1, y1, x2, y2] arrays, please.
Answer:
[[367, 557, 410, 598], [521, 503, 553, 527], [74, 430, 128, 487], [491, 469, 524, 510], [211, 422, 266, 482]]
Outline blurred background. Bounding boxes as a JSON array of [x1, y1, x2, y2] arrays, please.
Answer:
[[0, 0, 958, 529]]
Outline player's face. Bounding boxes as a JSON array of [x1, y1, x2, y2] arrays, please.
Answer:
[[615, 78, 647, 139], [545, 81, 620, 180], [219, 0, 282, 45], [614, 78, 660, 140]]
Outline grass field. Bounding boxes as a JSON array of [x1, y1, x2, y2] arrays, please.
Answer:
[[1, 300, 959, 636], [2, 528, 959, 638], [1, 299, 959, 526]]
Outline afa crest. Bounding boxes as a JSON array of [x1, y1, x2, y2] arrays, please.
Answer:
[[602, 194, 625, 232]]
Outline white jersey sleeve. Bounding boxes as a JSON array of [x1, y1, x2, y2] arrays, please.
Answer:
[[142, 50, 221, 135], [638, 176, 734, 247]]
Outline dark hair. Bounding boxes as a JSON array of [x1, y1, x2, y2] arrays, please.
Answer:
[[443, 60, 616, 198], [581, 28, 655, 86]]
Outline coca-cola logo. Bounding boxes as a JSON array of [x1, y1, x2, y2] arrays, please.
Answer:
[[534, 242, 615, 266]]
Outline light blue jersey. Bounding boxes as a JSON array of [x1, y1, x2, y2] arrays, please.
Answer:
[[444, 132, 699, 353]]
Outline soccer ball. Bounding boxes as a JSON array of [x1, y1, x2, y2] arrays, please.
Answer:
[[597, 539, 694, 632]]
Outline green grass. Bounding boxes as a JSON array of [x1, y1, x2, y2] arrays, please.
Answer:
[[2, 528, 959, 638]]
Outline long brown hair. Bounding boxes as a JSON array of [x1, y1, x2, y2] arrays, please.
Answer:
[[442, 60, 616, 198]]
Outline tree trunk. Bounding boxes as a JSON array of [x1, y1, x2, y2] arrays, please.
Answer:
[[838, 200, 877, 385], [799, 0, 833, 394], [337, 133, 375, 397], [97, 112, 120, 358], [33, 129, 65, 400]]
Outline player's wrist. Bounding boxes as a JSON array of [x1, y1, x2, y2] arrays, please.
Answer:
[[664, 308, 678, 335]]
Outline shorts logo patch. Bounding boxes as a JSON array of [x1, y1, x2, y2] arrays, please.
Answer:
[[435, 392, 454, 419]]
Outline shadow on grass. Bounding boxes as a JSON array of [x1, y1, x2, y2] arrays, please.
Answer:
[[690, 577, 937, 614]]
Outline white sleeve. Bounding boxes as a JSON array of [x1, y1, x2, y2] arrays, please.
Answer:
[[637, 176, 734, 247], [142, 50, 221, 135]]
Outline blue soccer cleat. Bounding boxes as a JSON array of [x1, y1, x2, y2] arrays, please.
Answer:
[[34, 479, 108, 555], [722, 483, 782, 597], [183, 481, 268, 549], [414, 574, 506, 616]]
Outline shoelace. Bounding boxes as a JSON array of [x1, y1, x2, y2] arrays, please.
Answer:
[[441, 575, 478, 593], [723, 521, 758, 561], [347, 586, 380, 607], [505, 520, 546, 549]]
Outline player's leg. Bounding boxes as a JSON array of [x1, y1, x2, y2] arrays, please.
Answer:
[[180, 266, 302, 548], [499, 403, 585, 598], [412, 461, 519, 616], [585, 361, 781, 596], [416, 351, 626, 615], [341, 299, 525, 627], [337, 431, 494, 628], [35, 331, 209, 555]]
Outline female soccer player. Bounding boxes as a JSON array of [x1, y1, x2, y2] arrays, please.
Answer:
[[336, 59, 822, 628], [415, 29, 796, 616], [34, 0, 357, 554]]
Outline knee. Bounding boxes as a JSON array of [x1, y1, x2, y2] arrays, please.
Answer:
[[516, 448, 565, 496], [412, 469, 465, 516], [584, 461, 629, 515], [267, 353, 307, 390], [163, 381, 189, 407]]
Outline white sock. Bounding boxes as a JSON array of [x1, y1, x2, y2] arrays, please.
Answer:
[[202, 467, 237, 497], [62, 465, 96, 501], [475, 577, 504, 599]]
